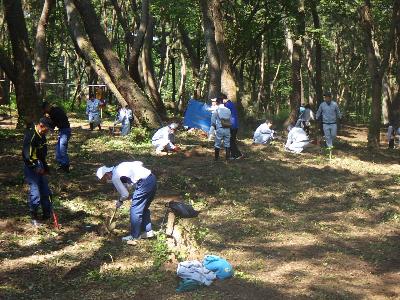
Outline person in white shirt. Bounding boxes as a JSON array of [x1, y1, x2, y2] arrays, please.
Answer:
[[253, 120, 275, 144], [285, 125, 311, 153], [115, 105, 133, 136], [96, 161, 157, 244], [86, 94, 103, 131], [151, 123, 179, 154], [387, 124, 395, 149], [296, 104, 314, 135], [315, 92, 342, 148], [208, 98, 218, 141], [211, 97, 231, 160]]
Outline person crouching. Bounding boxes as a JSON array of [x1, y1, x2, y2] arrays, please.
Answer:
[[211, 97, 231, 160], [96, 161, 157, 244], [151, 123, 179, 155], [285, 125, 311, 154]]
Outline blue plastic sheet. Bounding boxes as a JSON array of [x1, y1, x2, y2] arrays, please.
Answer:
[[183, 99, 212, 132]]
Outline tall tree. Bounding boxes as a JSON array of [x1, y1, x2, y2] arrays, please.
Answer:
[[199, 0, 221, 99], [212, 0, 238, 103], [34, 0, 54, 96], [358, 0, 397, 147], [71, 0, 161, 127], [310, 0, 323, 108], [3, 0, 41, 127]]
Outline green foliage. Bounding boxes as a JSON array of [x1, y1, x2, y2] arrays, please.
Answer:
[[151, 233, 171, 269], [128, 127, 151, 144]]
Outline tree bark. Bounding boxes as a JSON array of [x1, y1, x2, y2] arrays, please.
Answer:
[[0, 48, 16, 83], [358, 0, 398, 147], [287, 0, 305, 126], [311, 0, 323, 108], [128, 0, 149, 88], [34, 0, 53, 96], [212, 0, 238, 103], [3, 0, 41, 127], [71, 0, 161, 127], [142, 15, 166, 117], [64, 0, 127, 107], [177, 44, 187, 113], [199, 0, 220, 99]]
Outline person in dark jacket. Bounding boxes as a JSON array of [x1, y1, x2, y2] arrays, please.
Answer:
[[42, 101, 71, 172], [221, 93, 243, 159], [22, 117, 53, 226]]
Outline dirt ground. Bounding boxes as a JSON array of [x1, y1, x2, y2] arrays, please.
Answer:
[[0, 113, 399, 300]]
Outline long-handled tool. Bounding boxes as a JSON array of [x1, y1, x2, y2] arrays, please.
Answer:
[[49, 194, 61, 230]]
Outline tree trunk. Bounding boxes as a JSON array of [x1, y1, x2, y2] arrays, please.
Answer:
[[3, 0, 41, 127], [0, 48, 16, 83], [34, 0, 54, 97], [178, 22, 201, 99], [142, 15, 166, 117], [64, 0, 127, 107], [287, 0, 305, 126], [177, 45, 187, 113], [128, 0, 149, 88], [358, 0, 398, 147], [212, 0, 238, 103], [311, 0, 323, 109], [199, 0, 220, 99], [257, 34, 266, 112], [71, 0, 161, 127]]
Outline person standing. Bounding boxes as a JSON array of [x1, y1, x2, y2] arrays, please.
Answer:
[[22, 117, 53, 226], [115, 105, 133, 136], [96, 161, 157, 244], [316, 92, 342, 149], [86, 93, 102, 131], [222, 93, 243, 159], [151, 123, 179, 154], [42, 101, 71, 172], [211, 97, 231, 160]]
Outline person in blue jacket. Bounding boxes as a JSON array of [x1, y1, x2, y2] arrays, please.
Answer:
[[221, 93, 243, 159]]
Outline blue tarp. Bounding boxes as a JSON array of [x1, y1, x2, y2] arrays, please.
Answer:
[[183, 99, 212, 132]]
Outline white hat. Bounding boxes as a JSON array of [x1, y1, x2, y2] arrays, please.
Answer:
[[169, 123, 178, 130], [96, 166, 114, 179]]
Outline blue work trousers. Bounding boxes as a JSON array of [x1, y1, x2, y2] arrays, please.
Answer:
[[130, 174, 157, 238], [121, 121, 131, 136], [24, 166, 51, 218], [56, 128, 71, 167]]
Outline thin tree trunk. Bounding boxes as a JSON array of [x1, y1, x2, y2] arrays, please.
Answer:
[[158, 45, 170, 93], [34, 0, 53, 97], [128, 0, 149, 88], [311, 0, 323, 108], [199, 0, 220, 99], [3, 0, 41, 127], [142, 15, 166, 117], [257, 34, 266, 112], [177, 44, 187, 113], [71, 0, 161, 127], [178, 22, 201, 99]]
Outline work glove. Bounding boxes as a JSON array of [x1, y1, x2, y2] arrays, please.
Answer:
[[115, 199, 124, 209]]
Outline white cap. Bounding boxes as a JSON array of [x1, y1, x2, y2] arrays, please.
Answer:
[[96, 166, 114, 179], [169, 123, 178, 130]]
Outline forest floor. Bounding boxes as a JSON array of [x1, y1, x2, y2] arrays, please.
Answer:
[[0, 113, 399, 300]]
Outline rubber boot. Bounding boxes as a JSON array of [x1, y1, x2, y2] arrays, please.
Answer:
[[89, 123, 94, 131], [214, 148, 220, 161], [225, 147, 231, 160]]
